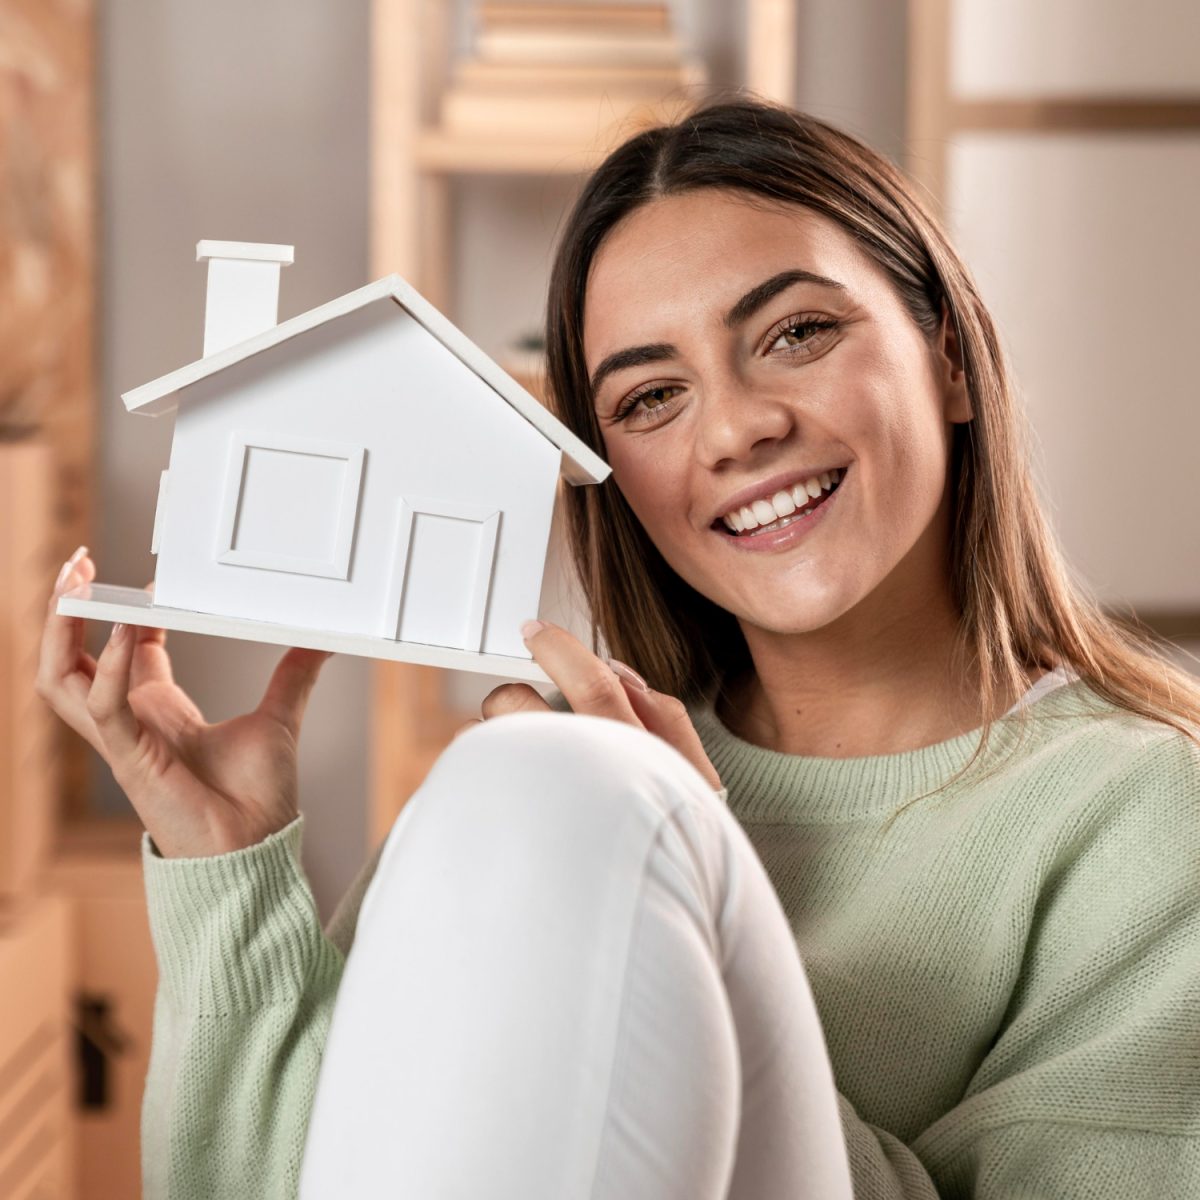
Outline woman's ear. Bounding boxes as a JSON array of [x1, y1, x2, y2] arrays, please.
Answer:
[[937, 298, 972, 423]]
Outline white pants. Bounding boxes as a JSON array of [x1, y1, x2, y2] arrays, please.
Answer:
[[300, 711, 854, 1199]]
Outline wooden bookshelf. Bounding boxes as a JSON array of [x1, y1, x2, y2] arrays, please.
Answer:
[[367, 0, 798, 846]]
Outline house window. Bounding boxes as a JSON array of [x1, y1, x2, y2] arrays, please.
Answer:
[[215, 430, 365, 579]]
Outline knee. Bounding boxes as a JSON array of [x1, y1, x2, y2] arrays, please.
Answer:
[[420, 709, 720, 832]]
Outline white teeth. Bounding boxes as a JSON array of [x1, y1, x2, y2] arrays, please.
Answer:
[[720, 468, 843, 534], [751, 498, 776, 525], [771, 490, 797, 519]]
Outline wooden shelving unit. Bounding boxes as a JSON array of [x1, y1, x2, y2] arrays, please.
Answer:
[[906, 0, 1200, 651], [366, 0, 798, 845]]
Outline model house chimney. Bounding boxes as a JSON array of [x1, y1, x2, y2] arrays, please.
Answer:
[[196, 240, 294, 356]]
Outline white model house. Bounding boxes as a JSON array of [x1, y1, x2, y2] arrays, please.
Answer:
[[58, 241, 611, 681]]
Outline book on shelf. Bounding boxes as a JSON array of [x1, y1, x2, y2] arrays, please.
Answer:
[[454, 59, 698, 92], [476, 28, 683, 66], [440, 85, 696, 136], [441, 1, 704, 140], [475, 3, 672, 32]]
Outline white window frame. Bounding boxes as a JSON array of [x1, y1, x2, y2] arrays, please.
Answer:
[[215, 429, 366, 579]]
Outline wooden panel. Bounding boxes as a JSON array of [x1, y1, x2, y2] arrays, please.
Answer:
[[371, 0, 422, 280], [48, 823, 155, 1200], [905, 0, 952, 209], [0, 0, 98, 820], [0, 893, 75, 1199], [952, 98, 1200, 133], [745, 0, 798, 104], [947, 133, 1200, 613], [0, 440, 59, 906], [951, 0, 1200, 98]]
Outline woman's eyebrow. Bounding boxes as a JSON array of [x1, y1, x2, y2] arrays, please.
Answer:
[[588, 268, 847, 398], [589, 343, 675, 398], [724, 268, 847, 329]]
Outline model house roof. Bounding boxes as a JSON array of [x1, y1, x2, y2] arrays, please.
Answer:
[[122, 271, 611, 488]]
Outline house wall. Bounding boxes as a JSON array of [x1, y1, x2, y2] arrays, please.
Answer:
[[156, 300, 560, 657]]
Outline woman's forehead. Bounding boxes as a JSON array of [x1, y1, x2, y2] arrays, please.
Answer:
[[583, 195, 872, 338]]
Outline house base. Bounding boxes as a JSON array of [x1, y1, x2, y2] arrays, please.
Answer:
[[56, 582, 552, 683]]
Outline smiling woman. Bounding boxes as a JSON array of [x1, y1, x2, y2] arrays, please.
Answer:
[[545, 99, 1200, 768], [88, 96, 1200, 1200]]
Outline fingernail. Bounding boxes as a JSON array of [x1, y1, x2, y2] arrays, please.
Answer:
[[55, 545, 88, 594], [608, 658, 649, 692], [520, 619, 546, 641], [110, 622, 127, 643]]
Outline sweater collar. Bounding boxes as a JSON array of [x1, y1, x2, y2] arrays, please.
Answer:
[[686, 676, 1096, 823]]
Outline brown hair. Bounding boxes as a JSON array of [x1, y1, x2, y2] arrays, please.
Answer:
[[542, 94, 1200, 812]]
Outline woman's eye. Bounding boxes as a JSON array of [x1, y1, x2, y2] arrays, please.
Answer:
[[614, 383, 683, 424], [768, 317, 839, 354]]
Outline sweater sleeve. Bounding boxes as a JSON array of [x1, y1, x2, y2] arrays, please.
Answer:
[[140, 814, 345, 1200], [835, 728, 1200, 1198]]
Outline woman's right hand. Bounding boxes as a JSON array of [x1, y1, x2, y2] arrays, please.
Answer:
[[36, 547, 334, 859]]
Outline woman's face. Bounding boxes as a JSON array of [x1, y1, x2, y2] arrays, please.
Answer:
[[582, 188, 971, 645]]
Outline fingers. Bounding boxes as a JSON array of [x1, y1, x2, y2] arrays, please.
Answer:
[[37, 547, 102, 747], [128, 578, 173, 690], [616, 681, 724, 790], [87, 621, 145, 765], [136, 578, 167, 645], [257, 646, 335, 739], [52, 544, 90, 597], [479, 682, 550, 720], [520, 621, 639, 725]]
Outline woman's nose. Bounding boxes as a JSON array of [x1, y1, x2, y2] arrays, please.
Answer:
[[694, 379, 796, 468]]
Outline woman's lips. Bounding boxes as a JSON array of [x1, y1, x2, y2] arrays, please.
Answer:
[[711, 466, 848, 553]]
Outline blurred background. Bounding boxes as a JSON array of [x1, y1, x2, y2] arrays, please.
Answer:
[[2, 1, 1198, 1194]]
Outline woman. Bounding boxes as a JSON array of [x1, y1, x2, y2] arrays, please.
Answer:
[[38, 98, 1200, 1198]]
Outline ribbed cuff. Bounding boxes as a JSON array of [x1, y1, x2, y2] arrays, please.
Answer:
[[141, 814, 340, 1014]]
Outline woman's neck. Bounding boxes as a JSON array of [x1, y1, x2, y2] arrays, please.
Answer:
[[716, 641, 1049, 760]]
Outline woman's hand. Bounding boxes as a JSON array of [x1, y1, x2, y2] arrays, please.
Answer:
[[460, 620, 722, 792], [35, 548, 334, 859]]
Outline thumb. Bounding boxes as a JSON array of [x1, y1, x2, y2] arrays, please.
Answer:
[[258, 646, 334, 738], [616, 678, 723, 791]]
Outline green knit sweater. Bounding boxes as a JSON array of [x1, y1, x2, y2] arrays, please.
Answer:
[[139, 678, 1200, 1198]]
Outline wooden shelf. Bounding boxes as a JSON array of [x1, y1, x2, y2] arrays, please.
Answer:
[[416, 128, 628, 174], [368, 0, 799, 848]]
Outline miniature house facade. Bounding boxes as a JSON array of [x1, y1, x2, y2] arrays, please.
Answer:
[[118, 241, 610, 670]]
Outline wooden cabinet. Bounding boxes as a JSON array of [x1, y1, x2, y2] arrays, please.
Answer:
[[0, 894, 75, 1199], [48, 820, 156, 1200], [908, 0, 1200, 646], [0, 440, 59, 906]]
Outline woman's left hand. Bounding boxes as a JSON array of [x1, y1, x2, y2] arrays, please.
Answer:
[[459, 620, 722, 792]]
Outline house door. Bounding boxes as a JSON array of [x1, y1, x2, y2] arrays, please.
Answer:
[[380, 495, 500, 652]]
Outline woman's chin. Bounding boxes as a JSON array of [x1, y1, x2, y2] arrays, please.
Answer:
[[723, 591, 849, 638]]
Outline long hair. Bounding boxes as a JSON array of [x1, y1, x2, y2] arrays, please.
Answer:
[[542, 94, 1200, 811]]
